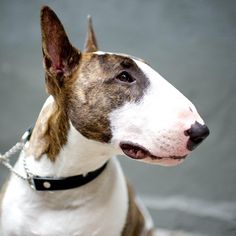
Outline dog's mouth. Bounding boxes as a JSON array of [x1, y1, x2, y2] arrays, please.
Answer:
[[120, 142, 187, 161]]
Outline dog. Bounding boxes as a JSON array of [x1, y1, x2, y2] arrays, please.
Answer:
[[0, 6, 209, 236]]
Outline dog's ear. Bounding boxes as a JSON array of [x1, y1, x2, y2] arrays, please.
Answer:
[[40, 6, 80, 78], [84, 15, 98, 52]]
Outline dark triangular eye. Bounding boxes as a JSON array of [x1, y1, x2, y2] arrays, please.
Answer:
[[116, 71, 136, 83]]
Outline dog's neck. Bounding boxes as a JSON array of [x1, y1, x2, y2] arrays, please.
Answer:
[[25, 96, 118, 178]]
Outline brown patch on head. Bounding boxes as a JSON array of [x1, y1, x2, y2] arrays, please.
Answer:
[[29, 6, 149, 160], [65, 53, 149, 143]]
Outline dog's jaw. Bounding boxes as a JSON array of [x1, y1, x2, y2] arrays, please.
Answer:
[[53, 123, 117, 176]]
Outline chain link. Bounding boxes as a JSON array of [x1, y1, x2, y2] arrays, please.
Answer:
[[0, 141, 28, 181], [0, 128, 34, 184]]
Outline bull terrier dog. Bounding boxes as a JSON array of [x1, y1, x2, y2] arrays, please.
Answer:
[[0, 6, 209, 236]]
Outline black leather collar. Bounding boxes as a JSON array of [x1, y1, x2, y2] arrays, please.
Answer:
[[23, 126, 108, 191], [31, 162, 108, 191]]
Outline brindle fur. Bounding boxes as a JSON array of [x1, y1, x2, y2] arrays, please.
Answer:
[[26, 7, 154, 234], [27, 99, 70, 161], [66, 53, 149, 143], [122, 183, 153, 236], [29, 6, 81, 161], [29, 7, 149, 160]]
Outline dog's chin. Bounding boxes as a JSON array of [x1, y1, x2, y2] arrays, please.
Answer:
[[119, 142, 188, 166]]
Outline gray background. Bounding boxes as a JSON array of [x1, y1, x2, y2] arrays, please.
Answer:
[[0, 0, 235, 235]]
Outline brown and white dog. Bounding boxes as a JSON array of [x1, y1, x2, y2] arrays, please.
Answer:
[[0, 6, 209, 236]]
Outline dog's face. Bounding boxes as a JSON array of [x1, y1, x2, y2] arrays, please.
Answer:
[[41, 6, 209, 166]]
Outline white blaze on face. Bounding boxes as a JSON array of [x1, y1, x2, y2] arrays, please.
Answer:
[[109, 59, 205, 166]]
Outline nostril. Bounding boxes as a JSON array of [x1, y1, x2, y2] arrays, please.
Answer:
[[185, 121, 210, 151]]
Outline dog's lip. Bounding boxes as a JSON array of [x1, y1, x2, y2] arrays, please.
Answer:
[[119, 142, 187, 160]]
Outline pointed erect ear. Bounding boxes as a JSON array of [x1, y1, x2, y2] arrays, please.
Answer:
[[84, 15, 98, 52], [41, 6, 80, 77]]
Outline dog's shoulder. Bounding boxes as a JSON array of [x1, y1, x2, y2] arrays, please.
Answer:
[[122, 181, 154, 236], [0, 177, 10, 218]]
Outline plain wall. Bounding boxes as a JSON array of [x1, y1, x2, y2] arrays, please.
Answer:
[[0, 1, 236, 235]]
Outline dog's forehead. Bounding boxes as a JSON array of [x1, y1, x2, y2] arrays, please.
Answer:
[[94, 51, 146, 64], [78, 51, 149, 83], [95, 53, 136, 68]]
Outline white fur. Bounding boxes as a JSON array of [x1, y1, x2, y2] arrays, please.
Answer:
[[110, 59, 205, 166], [42, 95, 54, 108], [1, 54, 207, 235], [25, 122, 120, 177], [1, 119, 128, 236]]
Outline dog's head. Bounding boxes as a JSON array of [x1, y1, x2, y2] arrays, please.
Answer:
[[41, 6, 209, 166]]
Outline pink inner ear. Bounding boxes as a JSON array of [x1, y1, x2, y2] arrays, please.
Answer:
[[41, 7, 80, 76], [42, 8, 68, 74], [47, 41, 64, 73]]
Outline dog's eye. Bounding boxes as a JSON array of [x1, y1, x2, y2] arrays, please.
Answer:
[[116, 71, 135, 83]]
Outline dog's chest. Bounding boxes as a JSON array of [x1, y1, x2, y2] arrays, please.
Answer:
[[1, 158, 128, 236], [18, 205, 122, 236]]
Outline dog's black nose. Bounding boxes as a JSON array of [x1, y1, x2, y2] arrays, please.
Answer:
[[185, 121, 210, 151]]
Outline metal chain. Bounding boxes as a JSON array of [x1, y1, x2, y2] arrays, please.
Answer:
[[0, 128, 34, 183], [0, 141, 27, 181]]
